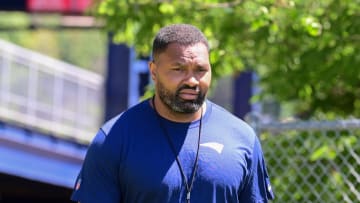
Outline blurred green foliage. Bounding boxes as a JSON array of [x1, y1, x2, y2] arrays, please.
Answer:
[[94, 0, 360, 119]]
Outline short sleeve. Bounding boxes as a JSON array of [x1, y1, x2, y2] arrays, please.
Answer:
[[238, 137, 275, 202], [71, 130, 120, 203]]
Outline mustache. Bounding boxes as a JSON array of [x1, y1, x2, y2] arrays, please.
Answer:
[[177, 85, 199, 92]]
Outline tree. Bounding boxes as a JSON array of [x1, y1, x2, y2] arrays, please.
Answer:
[[94, 0, 360, 119]]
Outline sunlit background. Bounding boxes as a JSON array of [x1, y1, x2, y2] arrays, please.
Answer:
[[0, 0, 359, 202]]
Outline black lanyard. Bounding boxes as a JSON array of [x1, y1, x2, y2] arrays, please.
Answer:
[[152, 96, 202, 203]]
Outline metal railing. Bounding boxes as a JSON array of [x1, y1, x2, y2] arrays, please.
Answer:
[[254, 117, 360, 202], [0, 39, 103, 143]]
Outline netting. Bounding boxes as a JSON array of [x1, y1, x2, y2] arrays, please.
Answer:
[[257, 119, 360, 202]]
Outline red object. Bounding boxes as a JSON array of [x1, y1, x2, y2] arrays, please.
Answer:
[[27, 0, 92, 14]]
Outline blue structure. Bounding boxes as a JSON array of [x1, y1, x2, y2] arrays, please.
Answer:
[[0, 122, 86, 189], [0, 121, 87, 202]]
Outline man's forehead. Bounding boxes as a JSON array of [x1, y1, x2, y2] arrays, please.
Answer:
[[162, 43, 208, 57], [156, 44, 209, 64]]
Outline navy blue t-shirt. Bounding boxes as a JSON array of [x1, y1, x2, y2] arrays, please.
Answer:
[[71, 99, 274, 202]]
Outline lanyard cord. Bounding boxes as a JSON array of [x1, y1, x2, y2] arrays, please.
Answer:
[[152, 96, 202, 203]]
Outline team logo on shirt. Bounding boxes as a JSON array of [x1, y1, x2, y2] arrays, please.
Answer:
[[75, 178, 82, 190], [200, 142, 224, 154], [267, 184, 272, 192]]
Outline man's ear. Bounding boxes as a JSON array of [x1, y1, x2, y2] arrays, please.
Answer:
[[148, 61, 157, 81]]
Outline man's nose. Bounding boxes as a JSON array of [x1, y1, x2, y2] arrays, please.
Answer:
[[183, 73, 200, 87]]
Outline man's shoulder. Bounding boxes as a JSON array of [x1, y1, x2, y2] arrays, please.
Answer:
[[207, 100, 257, 141], [101, 99, 151, 135], [101, 113, 123, 135], [208, 101, 252, 127]]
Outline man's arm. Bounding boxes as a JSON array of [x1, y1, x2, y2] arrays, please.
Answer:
[[238, 137, 275, 202], [71, 130, 121, 202]]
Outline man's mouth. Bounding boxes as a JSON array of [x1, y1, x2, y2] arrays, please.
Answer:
[[178, 89, 199, 100]]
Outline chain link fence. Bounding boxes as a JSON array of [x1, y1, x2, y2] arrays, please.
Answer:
[[253, 117, 360, 202]]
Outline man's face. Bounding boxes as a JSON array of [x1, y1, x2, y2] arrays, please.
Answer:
[[150, 42, 212, 113]]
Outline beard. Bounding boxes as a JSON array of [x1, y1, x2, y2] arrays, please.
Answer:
[[157, 80, 206, 114]]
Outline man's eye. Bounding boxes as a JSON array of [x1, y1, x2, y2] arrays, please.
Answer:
[[198, 68, 208, 72]]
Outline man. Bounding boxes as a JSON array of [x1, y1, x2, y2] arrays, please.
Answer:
[[71, 24, 274, 203]]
